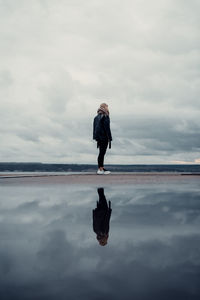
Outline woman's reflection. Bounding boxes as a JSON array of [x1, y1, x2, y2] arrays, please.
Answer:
[[93, 188, 112, 246]]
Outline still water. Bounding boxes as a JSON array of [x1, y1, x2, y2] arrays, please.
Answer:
[[0, 180, 200, 299]]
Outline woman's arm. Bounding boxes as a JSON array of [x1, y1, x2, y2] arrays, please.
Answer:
[[102, 116, 112, 141]]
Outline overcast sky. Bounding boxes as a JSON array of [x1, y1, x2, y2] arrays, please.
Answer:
[[0, 0, 199, 164]]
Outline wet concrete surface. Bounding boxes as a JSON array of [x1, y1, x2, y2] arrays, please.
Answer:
[[0, 177, 200, 299], [0, 173, 200, 186]]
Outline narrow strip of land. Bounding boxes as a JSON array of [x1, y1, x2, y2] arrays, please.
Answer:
[[0, 173, 199, 185]]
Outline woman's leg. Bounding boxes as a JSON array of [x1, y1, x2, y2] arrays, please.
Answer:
[[98, 140, 108, 168], [97, 188, 108, 209]]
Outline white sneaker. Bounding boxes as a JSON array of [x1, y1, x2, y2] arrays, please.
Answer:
[[97, 169, 104, 175], [103, 168, 111, 175], [97, 168, 111, 175]]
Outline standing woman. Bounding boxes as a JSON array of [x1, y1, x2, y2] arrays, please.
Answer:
[[93, 103, 112, 175]]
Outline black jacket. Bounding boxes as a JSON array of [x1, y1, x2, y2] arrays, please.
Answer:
[[93, 114, 112, 142], [93, 207, 112, 235]]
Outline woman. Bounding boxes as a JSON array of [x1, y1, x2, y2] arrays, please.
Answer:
[[93, 103, 112, 175], [93, 188, 112, 246]]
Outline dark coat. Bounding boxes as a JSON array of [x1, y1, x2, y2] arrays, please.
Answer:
[[93, 114, 112, 142], [93, 206, 112, 235]]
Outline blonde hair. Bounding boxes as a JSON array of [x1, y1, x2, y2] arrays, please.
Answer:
[[100, 103, 108, 108], [97, 103, 109, 116], [97, 235, 108, 246]]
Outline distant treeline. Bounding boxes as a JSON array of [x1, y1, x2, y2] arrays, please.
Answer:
[[0, 163, 200, 173]]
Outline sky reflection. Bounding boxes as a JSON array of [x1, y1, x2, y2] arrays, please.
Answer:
[[0, 181, 200, 299]]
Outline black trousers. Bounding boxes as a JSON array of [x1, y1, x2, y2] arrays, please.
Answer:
[[97, 139, 108, 168], [97, 188, 109, 209]]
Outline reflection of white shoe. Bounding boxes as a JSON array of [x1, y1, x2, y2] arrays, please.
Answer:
[[103, 168, 111, 175], [97, 169, 104, 175]]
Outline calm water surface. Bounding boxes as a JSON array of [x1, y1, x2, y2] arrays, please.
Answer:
[[0, 180, 200, 299]]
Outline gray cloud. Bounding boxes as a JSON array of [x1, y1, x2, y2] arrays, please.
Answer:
[[0, 0, 199, 163]]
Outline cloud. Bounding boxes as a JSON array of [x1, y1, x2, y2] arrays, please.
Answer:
[[0, 184, 200, 299], [171, 158, 200, 164], [0, 0, 199, 163]]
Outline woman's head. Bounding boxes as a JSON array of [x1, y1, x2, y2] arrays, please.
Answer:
[[97, 234, 109, 246], [97, 103, 109, 116], [100, 103, 108, 109]]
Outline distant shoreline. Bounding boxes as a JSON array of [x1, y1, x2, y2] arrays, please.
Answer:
[[0, 163, 200, 173]]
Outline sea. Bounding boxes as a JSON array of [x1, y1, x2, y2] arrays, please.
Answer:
[[0, 163, 200, 174]]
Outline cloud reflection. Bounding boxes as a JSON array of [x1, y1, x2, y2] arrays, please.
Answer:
[[0, 183, 200, 299]]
